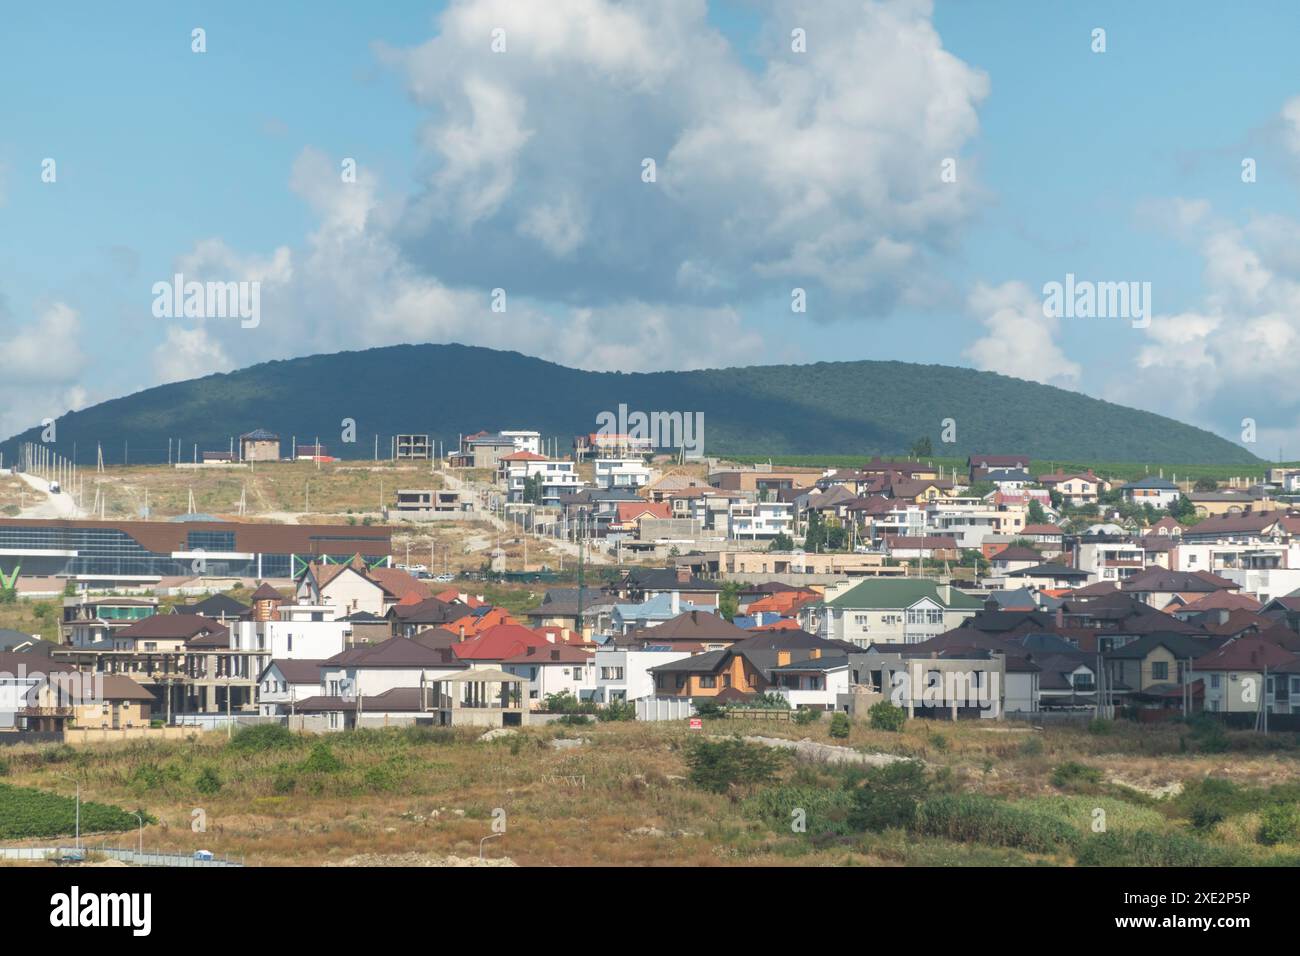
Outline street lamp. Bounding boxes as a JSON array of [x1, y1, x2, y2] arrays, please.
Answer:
[[132, 811, 144, 855], [56, 772, 81, 851]]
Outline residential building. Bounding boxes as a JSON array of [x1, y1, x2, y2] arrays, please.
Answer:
[[1119, 477, 1182, 510], [239, 429, 281, 462], [501, 452, 582, 505], [809, 579, 984, 647], [593, 458, 652, 491], [727, 500, 794, 541], [500, 644, 597, 707]]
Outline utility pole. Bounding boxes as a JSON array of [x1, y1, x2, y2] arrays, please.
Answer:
[[576, 507, 586, 640]]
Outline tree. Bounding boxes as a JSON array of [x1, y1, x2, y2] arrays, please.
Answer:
[[1193, 477, 1218, 492], [768, 532, 794, 552], [719, 581, 742, 622], [1169, 494, 1196, 521], [825, 525, 847, 551], [804, 509, 826, 553], [910, 436, 932, 458], [1027, 499, 1047, 524], [522, 473, 543, 505]]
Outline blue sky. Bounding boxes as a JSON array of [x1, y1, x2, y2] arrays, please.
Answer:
[[3, 0, 1300, 457]]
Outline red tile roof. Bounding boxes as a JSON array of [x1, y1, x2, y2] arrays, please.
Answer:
[[451, 623, 551, 660]]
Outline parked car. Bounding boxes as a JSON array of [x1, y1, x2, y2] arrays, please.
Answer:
[[433, 572, 455, 583], [194, 849, 214, 861]]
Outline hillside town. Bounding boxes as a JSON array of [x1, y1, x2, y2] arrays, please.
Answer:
[[3, 433, 1300, 737]]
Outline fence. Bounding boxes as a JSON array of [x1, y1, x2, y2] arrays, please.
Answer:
[[723, 708, 792, 721], [171, 713, 284, 731], [635, 698, 695, 722], [64, 727, 195, 745], [0, 845, 243, 867]]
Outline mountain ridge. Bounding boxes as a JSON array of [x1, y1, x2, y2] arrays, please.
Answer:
[[0, 343, 1259, 466]]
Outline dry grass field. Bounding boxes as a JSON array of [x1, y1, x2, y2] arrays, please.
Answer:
[[67, 460, 448, 521], [0, 474, 42, 516], [3, 715, 1299, 867]]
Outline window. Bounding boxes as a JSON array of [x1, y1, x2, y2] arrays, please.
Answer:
[[699, 675, 717, 688], [1151, 661, 1169, 681], [1210, 674, 1221, 689]]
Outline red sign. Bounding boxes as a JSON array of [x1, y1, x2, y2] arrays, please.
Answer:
[[688, 718, 703, 730]]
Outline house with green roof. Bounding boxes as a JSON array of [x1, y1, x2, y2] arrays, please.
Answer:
[[802, 578, 984, 647]]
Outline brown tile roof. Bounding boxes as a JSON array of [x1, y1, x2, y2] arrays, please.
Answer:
[[118, 615, 227, 641], [1194, 636, 1297, 671], [262, 658, 325, 683]]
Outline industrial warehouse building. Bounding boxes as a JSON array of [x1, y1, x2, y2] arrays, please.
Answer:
[[0, 517, 393, 586]]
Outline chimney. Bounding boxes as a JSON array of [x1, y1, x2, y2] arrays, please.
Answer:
[[458, 624, 466, 642], [676, 566, 690, 582], [691, 610, 699, 625], [671, 591, 680, 614], [777, 650, 791, 666], [1055, 606, 1064, 628]]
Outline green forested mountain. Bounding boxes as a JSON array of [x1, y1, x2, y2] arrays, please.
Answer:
[[0, 343, 1259, 466]]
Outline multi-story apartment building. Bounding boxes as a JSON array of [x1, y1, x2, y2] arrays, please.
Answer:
[[592, 458, 652, 491], [500, 453, 583, 506], [726, 501, 794, 541]]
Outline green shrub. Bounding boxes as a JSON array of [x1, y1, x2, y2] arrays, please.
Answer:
[[130, 763, 182, 792], [272, 773, 297, 795], [867, 701, 906, 732], [300, 742, 344, 774], [557, 714, 592, 726], [686, 738, 788, 794], [194, 767, 222, 795], [1076, 829, 1231, 866], [848, 760, 929, 832], [1178, 777, 1251, 830], [1016, 795, 1167, 835], [401, 725, 458, 746], [1258, 803, 1300, 846], [1052, 761, 1103, 790], [693, 699, 726, 720], [747, 784, 855, 837], [362, 765, 398, 792], [1086, 718, 1112, 735], [229, 723, 298, 753], [1019, 735, 1044, 757], [543, 692, 596, 715], [829, 712, 851, 739], [915, 794, 1078, 854], [40, 744, 78, 764], [792, 708, 822, 725], [1186, 715, 1229, 753], [596, 700, 637, 722]]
